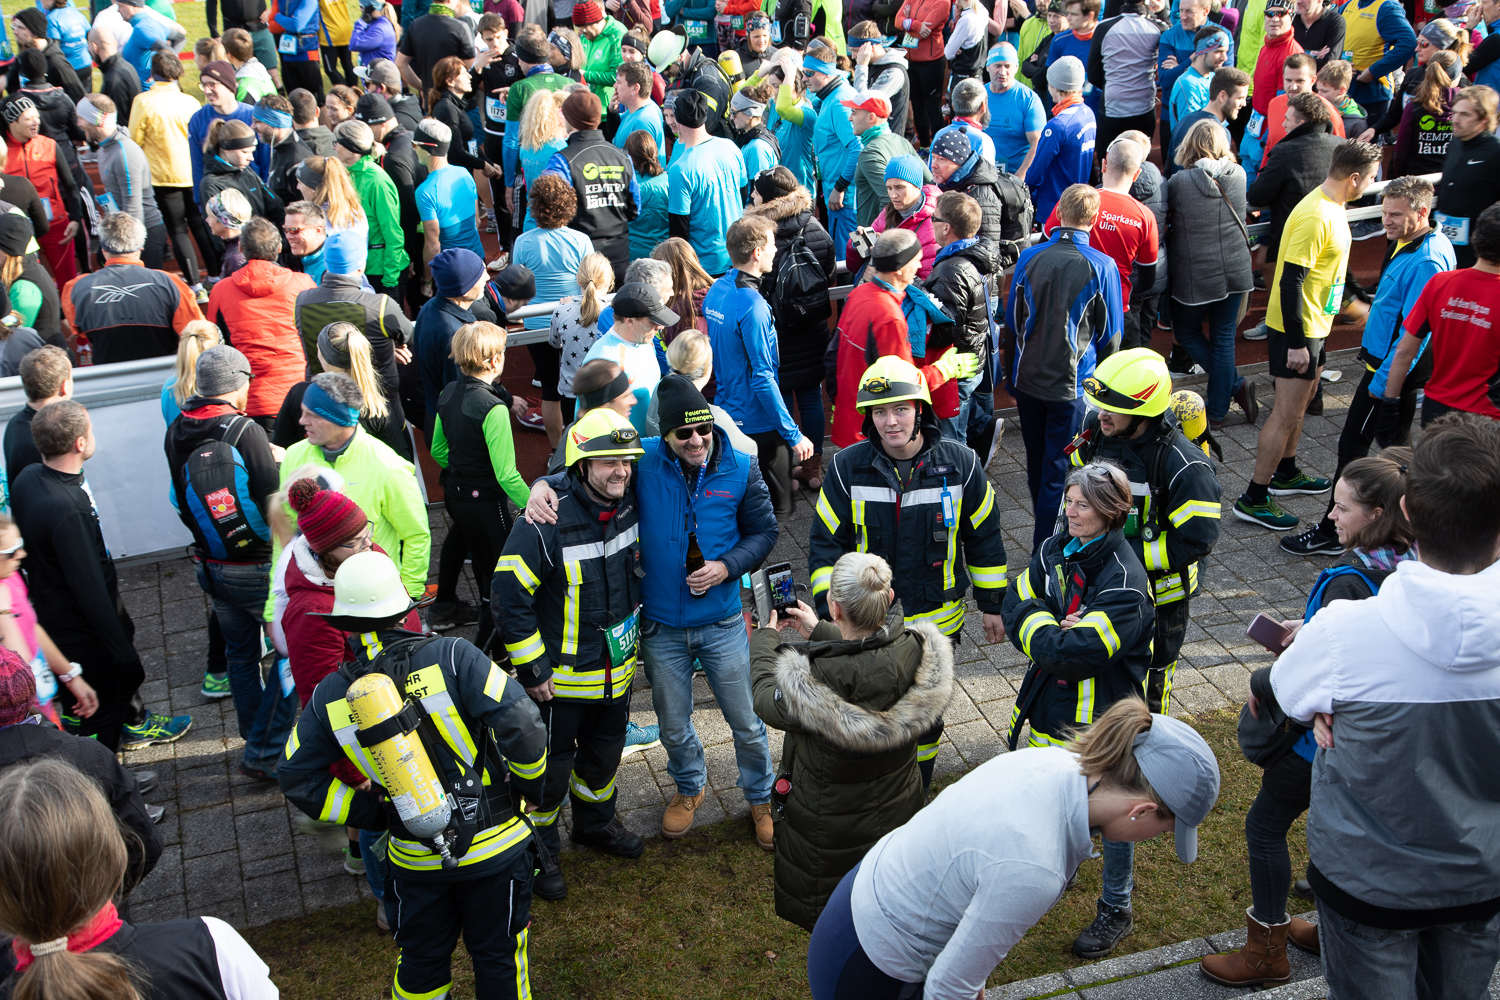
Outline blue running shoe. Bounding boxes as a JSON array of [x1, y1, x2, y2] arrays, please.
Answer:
[[620, 721, 661, 757], [121, 713, 193, 750]]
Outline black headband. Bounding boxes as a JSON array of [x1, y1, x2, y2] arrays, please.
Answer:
[[317, 324, 352, 370], [218, 134, 256, 151], [579, 370, 630, 412], [413, 130, 451, 156], [297, 161, 323, 190], [336, 132, 372, 156], [872, 241, 922, 273]]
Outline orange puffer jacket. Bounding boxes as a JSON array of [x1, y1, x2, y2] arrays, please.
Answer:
[[206, 259, 317, 418]]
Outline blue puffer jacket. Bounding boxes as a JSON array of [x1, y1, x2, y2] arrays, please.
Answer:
[[1364, 228, 1454, 397], [637, 429, 778, 628], [703, 269, 802, 445]]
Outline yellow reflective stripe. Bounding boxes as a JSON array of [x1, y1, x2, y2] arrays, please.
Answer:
[[1028, 727, 1069, 747], [359, 631, 384, 658], [482, 663, 508, 702], [321, 781, 353, 824], [811, 565, 833, 596], [428, 704, 479, 765], [509, 752, 547, 781], [1152, 662, 1176, 714], [1075, 677, 1095, 724], [563, 561, 582, 656], [904, 599, 965, 635], [916, 740, 939, 762], [1072, 611, 1121, 658], [1152, 563, 1197, 604], [515, 924, 532, 1000], [852, 499, 868, 553], [1016, 567, 1037, 601], [1019, 609, 1058, 659], [609, 659, 637, 699], [283, 725, 301, 759], [393, 963, 452, 1000], [1068, 446, 1085, 468], [496, 553, 541, 593], [969, 482, 995, 528], [815, 489, 840, 534], [968, 563, 1008, 589], [505, 631, 546, 665], [530, 805, 562, 826], [569, 770, 617, 802], [1169, 499, 1222, 527], [389, 816, 531, 870], [1142, 535, 1170, 572], [943, 500, 960, 591]]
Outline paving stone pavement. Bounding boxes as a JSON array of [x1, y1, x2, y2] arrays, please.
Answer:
[[122, 354, 1373, 934]]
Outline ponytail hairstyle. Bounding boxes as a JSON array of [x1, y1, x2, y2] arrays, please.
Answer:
[[304, 156, 366, 233], [0, 758, 144, 1000], [382, 0, 402, 41], [173, 320, 223, 406], [204, 117, 253, 156], [575, 252, 614, 327], [1067, 699, 1175, 818], [316, 321, 390, 421], [666, 329, 712, 381], [1417, 49, 1462, 115], [827, 551, 894, 633], [1336, 446, 1415, 554], [623, 128, 664, 177]]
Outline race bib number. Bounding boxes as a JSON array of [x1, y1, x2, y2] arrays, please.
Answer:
[[604, 608, 640, 668], [1434, 211, 1470, 246], [1247, 110, 1265, 138], [468, 139, 479, 157], [730, 14, 744, 28], [486, 96, 505, 122], [901, 32, 920, 48], [683, 18, 710, 42], [1323, 279, 1345, 315], [277, 656, 295, 697], [278, 32, 298, 54], [30, 651, 56, 704]]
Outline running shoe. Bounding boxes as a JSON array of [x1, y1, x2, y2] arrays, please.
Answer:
[[1242, 321, 1268, 341], [517, 399, 546, 430], [1269, 470, 1332, 496], [200, 671, 233, 699], [343, 847, 366, 876], [1279, 525, 1345, 557], [620, 721, 661, 757], [427, 600, 478, 630], [1234, 495, 1299, 531], [121, 713, 193, 750]]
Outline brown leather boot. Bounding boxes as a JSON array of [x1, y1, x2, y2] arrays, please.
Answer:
[[792, 453, 823, 492], [750, 803, 774, 851], [661, 790, 705, 839], [1288, 916, 1320, 955], [1199, 909, 1291, 987]]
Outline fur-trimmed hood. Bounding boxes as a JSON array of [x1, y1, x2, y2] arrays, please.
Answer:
[[771, 615, 954, 755], [745, 185, 814, 224]]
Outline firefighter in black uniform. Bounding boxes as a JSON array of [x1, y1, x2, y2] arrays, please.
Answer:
[[808, 357, 1009, 786], [277, 550, 549, 1000], [492, 407, 647, 900], [1066, 348, 1223, 713]]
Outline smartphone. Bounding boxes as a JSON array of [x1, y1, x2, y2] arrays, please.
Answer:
[[765, 562, 796, 611], [1246, 613, 1295, 654]]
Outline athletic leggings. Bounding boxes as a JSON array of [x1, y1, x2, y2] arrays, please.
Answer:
[[807, 865, 924, 1000], [321, 44, 355, 86], [908, 57, 947, 147], [153, 186, 203, 286]]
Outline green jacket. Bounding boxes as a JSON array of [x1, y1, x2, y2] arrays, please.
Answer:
[[581, 18, 626, 105], [345, 154, 410, 284], [1237, 0, 1267, 99], [1017, 15, 1052, 82], [849, 126, 931, 227], [277, 427, 432, 600], [749, 614, 953, 932], [812, 0, 846, 55]]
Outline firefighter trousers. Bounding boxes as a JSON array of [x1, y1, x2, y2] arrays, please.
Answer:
[[1146, 599, 1191, 714], [532, 695, 628, 855]]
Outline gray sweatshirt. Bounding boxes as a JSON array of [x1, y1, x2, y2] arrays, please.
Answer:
[[98, 129, 163, 230], [851, 747, 1095, 999]]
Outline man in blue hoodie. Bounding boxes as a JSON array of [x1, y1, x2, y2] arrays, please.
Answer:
[[703, 215, 813, 517]]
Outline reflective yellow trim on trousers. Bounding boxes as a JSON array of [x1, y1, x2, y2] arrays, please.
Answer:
[[569, 770, 616, 802], [1015, 567, 1037, 601], [905, 599, 965, 636], [1075, 677, 1095, 724], [816, 489, 841, 534], [968, 563, 1008, 590], [505, 631, 546, 665], [969, 482, 996, 528], [550, 660, 636, 700], [1142, 535, 1170, 572], [1152, 562, 1198, 604], [284, 725, 301, 759], [1169, 499, 1221, 528], [1071, 611, 1121, 658], [1027, 727, 1069, 748], [496, 554, 541, 593], [1149, 662, 1176, 714], [389, 815, 531, 870], [563, 562, 583, 657], [321, 780, 354, 824], [509, 753, 547, 781], [1019, 609, 1058, 659], [530, 805, 561, 826], [392, 962, 452, 1000], [515, 924, 532, 1000], [811, 564, 833, 597], [916, 740, 939, 763]]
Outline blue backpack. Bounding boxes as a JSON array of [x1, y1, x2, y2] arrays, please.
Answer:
[[1303, 565, 1382, 624], [176, 417, 271, 560]]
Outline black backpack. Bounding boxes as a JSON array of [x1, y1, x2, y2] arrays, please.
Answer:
[[993, 166, 1034, 242], [177, 416, 271, 560], [772, 234, 831, 330]]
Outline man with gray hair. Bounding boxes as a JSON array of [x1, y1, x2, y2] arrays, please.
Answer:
[[75, 93, 168, 269], [61, 212, 203, 365], [931, 77, 998, 168]]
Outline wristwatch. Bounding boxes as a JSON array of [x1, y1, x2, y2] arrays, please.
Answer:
[[57, 662, 83, 683]]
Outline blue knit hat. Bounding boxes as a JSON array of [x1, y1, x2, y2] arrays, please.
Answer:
[[322, 231, 368, 276], [431, 248, 486, 298], [884, 154, 924, 189]]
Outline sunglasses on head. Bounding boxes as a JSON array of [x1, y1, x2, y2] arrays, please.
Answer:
[[673, 423, 714, 441]]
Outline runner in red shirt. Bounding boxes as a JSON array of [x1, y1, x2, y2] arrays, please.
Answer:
[[1378, 206, 1500, 426], [1043, 139, 1158, 305]]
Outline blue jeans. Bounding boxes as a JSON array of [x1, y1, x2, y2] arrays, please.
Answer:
[[782, 384, 826, 451], [641, 614, 774, 803], [939, 372, 984, 444], [1100, 837, 1134, 910], [1012, 391, 1086, 550], [1172, 294, 1245, 424], [360, 828, 386, 902], [828, 198, 856, 263], [1318, 900, 1500, 1000], [193, 560, 297, 772]]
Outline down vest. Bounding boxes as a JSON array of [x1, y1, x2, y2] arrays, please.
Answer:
[[744, 186, 837, 390], [749, 613, 953, 931]]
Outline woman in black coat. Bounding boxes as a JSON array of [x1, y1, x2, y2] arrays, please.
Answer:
[[744, 166, 835, 488], [199, 120, 284, 227]]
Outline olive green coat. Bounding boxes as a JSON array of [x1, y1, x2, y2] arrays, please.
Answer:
[[750, 613, 953, 931]]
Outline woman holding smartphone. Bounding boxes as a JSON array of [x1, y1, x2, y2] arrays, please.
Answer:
[[749, 551, 955, 933]]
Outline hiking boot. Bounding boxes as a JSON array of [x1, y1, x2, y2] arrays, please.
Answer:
[[1287, 916, 1320, 955], [750, 803, 774, 851], [1200, 909, 1291, 986], [1072, 900, 1134, 959], [534, 860, 567, 901], [1234, 495, 1299, 531], [662, 790, 705, 839], [1269, 470, 1332, 496], [571, 819, 645, 858], [1242, 321, 1268, 341], [200, 671, 232, 699], [620, 721, 660, 757], [122, 713, 193, 750], [1279, 525, 1344, 557], [131, 770, 158, 796], [1233, 380, 1260, 425], [427, 600, 478, 630]]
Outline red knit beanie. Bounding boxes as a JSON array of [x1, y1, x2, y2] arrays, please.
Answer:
[[0, 646, 37, 726], [573, 0, 604, 24], [287, 478, 369, 554]]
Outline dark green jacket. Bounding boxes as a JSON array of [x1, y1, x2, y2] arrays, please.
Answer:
[[750, 612, 953, 931]]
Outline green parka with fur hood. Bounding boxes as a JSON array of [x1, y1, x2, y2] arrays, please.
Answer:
[[749, 610, 954, 931]]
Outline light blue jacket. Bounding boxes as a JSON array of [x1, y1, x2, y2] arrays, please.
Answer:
[[1366, 228, 1455, 397], [702, 269, 801, 444], [812, 75, 860, 196]]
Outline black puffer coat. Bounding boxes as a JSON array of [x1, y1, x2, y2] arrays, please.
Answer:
[[923, 236, 999, 361], [744, 185, 837, 390], [940, 153, 1032, 246], [749, 612, 954, 931]]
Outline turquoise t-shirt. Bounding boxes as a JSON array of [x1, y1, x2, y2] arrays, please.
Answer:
[[416, 164, 486, 259], [518, 139, 567, 232], [774, 98, 818, 193], [984, 84, 1046, 174], [741, 136, 779, 197], [511, 226, 595, 331], [667, 136, 747, 275], [630, 170, 669, 259], [613, 101, 666, 153], [581, 330, 662, 433]]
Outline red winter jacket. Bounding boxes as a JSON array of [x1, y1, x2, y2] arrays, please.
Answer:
[[1252, 31, 1303, 116], [206, 259, 317, 418], [830, 280, 952, 448], [845, 182, 941, 280], [895, 0, 950, 62]]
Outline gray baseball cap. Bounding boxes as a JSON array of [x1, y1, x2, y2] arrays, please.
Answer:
[[1132, 713, 1221, 863], [196, 346, 253, 398]]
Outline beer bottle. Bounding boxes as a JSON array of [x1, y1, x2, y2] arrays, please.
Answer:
[[686, 531, 707, 598]]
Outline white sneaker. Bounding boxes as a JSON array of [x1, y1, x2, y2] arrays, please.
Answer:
[[1242, 321, 1268, 341]]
